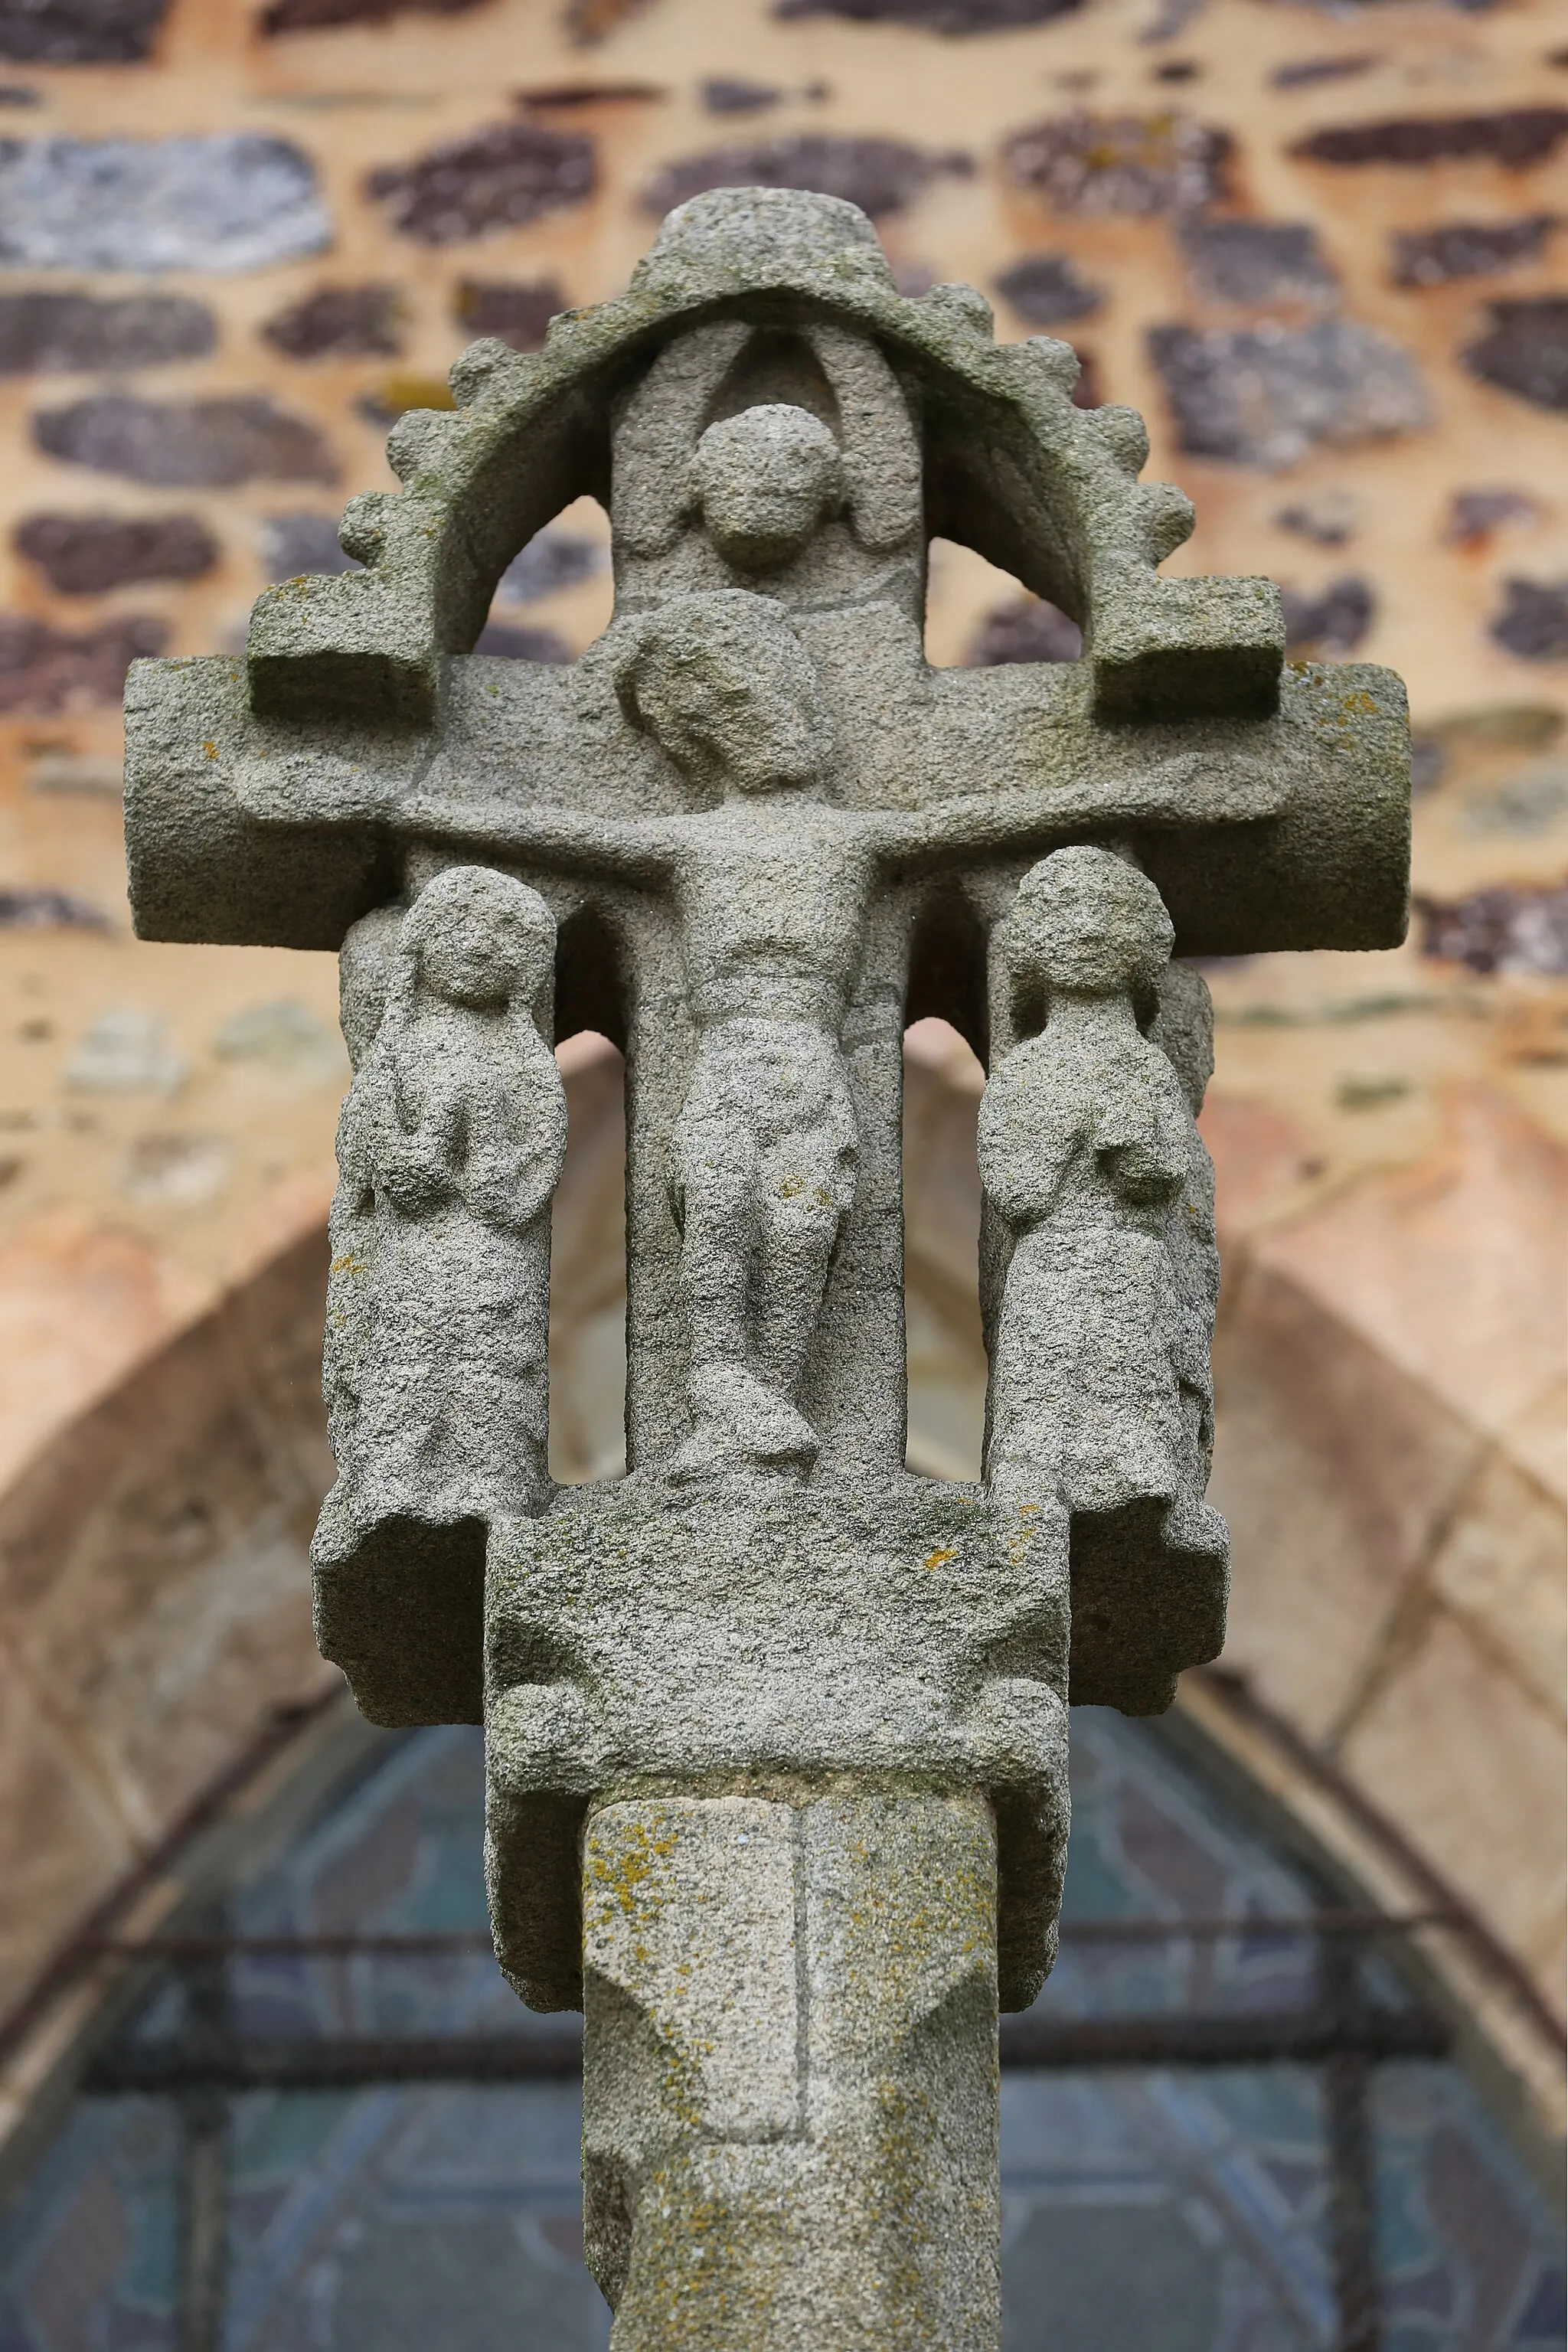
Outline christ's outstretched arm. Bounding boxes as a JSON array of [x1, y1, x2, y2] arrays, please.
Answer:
[[399, 780, 681, 885], [867, 748, 1283, 866]]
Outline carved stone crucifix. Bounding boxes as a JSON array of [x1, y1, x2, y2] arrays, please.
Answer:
[[125, 189, 1409, 2349]]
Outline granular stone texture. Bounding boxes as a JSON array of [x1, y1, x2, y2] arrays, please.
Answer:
[[259, 0, 486, 29], [1, 611, 165, 712], [1416, 883, 1568, 978], [34, 394, 337, 487], [1002, 109, 1231, 215], [575, 1792, 1003, 2348], [261, 283, 404, 360], [261, 510, 361, 580], [365, 119, 595, 243], [452, 274, 565, 349], [965, 596, 1083, 665], [1293, 108, 1568, 170], [0, 135, 331, 273], [1177, 217, 1337, 305], [776, 0, 1080, 22], [0, 289, 213, 374], [1462, 298, 1568, 413], [1280, 576, 1374, 657], [1390, 215, 1557, 289], [642, 133, 972, 217], [1490, 577, 1568, 662], [1148, 316, 1429, 467], [0, 0, 168, 61], [992, 251, 1102, 325], [14, 511, 218, 594]]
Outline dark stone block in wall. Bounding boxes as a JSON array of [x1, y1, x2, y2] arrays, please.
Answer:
[[0, 291, 215, 376], [0, 135, 330, 272], [261, 511, 360, 579], [1490, 578, 1568, 662], [642, 134, 971, 219], [1148, 318, 1429, 467], [497, 529, 605, 604], [34, 395, 338, 488], [1391, 215, 1557, 288], [1279, 577, 1374, 657], [1178, 218, 1337, 305], [1003, 110, 1231, 217], [1270, 54, 1377, 89], [260, 0, 486, 29], [453, 276, 565, 350], [1462, 297, 1568, 412], [1293, 109, 1568, 170], [1416, 883, 1568, 977], [965, 598, 1083, 665], [472, 621, 572, 662], [701, 77, 783, 113], [0, 0, 169, 62], [15, 511, 219, 593], [774, 0, 1082, 24], [993, 252, 1102, 325], [261, 284, 404, 359], [366, 122, 594, 244], [0, 612, 167, 713], [1445, 488, 1537, 545]]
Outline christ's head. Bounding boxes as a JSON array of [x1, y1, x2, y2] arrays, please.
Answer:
[[616, 590, 835, 799]]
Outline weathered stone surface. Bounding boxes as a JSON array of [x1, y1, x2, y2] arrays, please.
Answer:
[[1390, 214, 1557, 289], [642, 134, 972, 218], [0, 611, 165, 711], [260, 510, 360, 580], [1445, 488, 1537, 546], [777, 0, 1079, 22], [1415, 882, 1568, 976], [1490, 577, 1568, 662], [1463, 297, 1568, 413], [0, 289, 214, 374], [260, 283, 404, 359], [365, 120, 595, 243], [577, 1792, 1002, 2347], [0, 0, 168, 61], [452, 273, 565, 349], [1280, 575, 1374, 657], [1003, 109, 1231, 215], [15, 510, 217, 594], [993, 250, 1102, 325], [1293, 109, 1568, 170], [259, 0, 486, 30], [1148, 317, 1429, 467], [34, 394, 336, 487], [0, 884, 108, 930], [965, 596, 1082, 665], [701, 74, 783, 112], [0, 136, 330, 273], [1177, 217, 1337, 305]]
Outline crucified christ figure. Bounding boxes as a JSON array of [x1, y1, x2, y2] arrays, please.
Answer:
[[410, 589, 1232, 1478]]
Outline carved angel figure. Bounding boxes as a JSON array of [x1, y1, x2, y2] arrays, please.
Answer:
[[978, 847, 1220, 1555], [322, 865, 567, 1535]]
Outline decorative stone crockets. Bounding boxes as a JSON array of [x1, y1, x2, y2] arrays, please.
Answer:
[[123, 186, 1410, 2351]]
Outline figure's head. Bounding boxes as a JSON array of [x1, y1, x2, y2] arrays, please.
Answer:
[[403, 866, 557, 1011], [691, 403, 844, 573], [1003, 847, 1173, 1002], [615, 589, 834, 797]]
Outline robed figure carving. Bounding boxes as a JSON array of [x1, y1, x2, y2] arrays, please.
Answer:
[[978, 848, 1227, 1704], [318, 865, 567, 1553]]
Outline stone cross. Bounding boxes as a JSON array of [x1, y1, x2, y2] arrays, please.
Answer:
[[124, 189, 1409, 2349]]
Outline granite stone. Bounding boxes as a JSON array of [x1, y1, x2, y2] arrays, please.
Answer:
[[1292, 108, 1568, 170], [992, 252, 1102, 326], [34, 394, 337, 488], [1, 611, 166, 712], [365, 120, 595, 243], [642, 134, 972, 219], [15, 511, 218, 595], [1148, 317, 1430, 468], [260, 510, 361, 580], [260, 0, 486, 29], [261, 283, 404, 360], [1280, 576, 1375, 658], [0, 0, 168, 62], [0, 289, 214, 375], [1390, 215, 1557, 289], [1003, 109, 1231, 216], [1176, 217, 1337, 305], [1462, 298, 1568, 413], [452, 275, 566, 351], [776, 0, 1079, 21], [1490, 577, 1568, 662], [122, 186, 1413, 2344], [965, 596, 1083, 665], [0, 135, 330, 273]]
